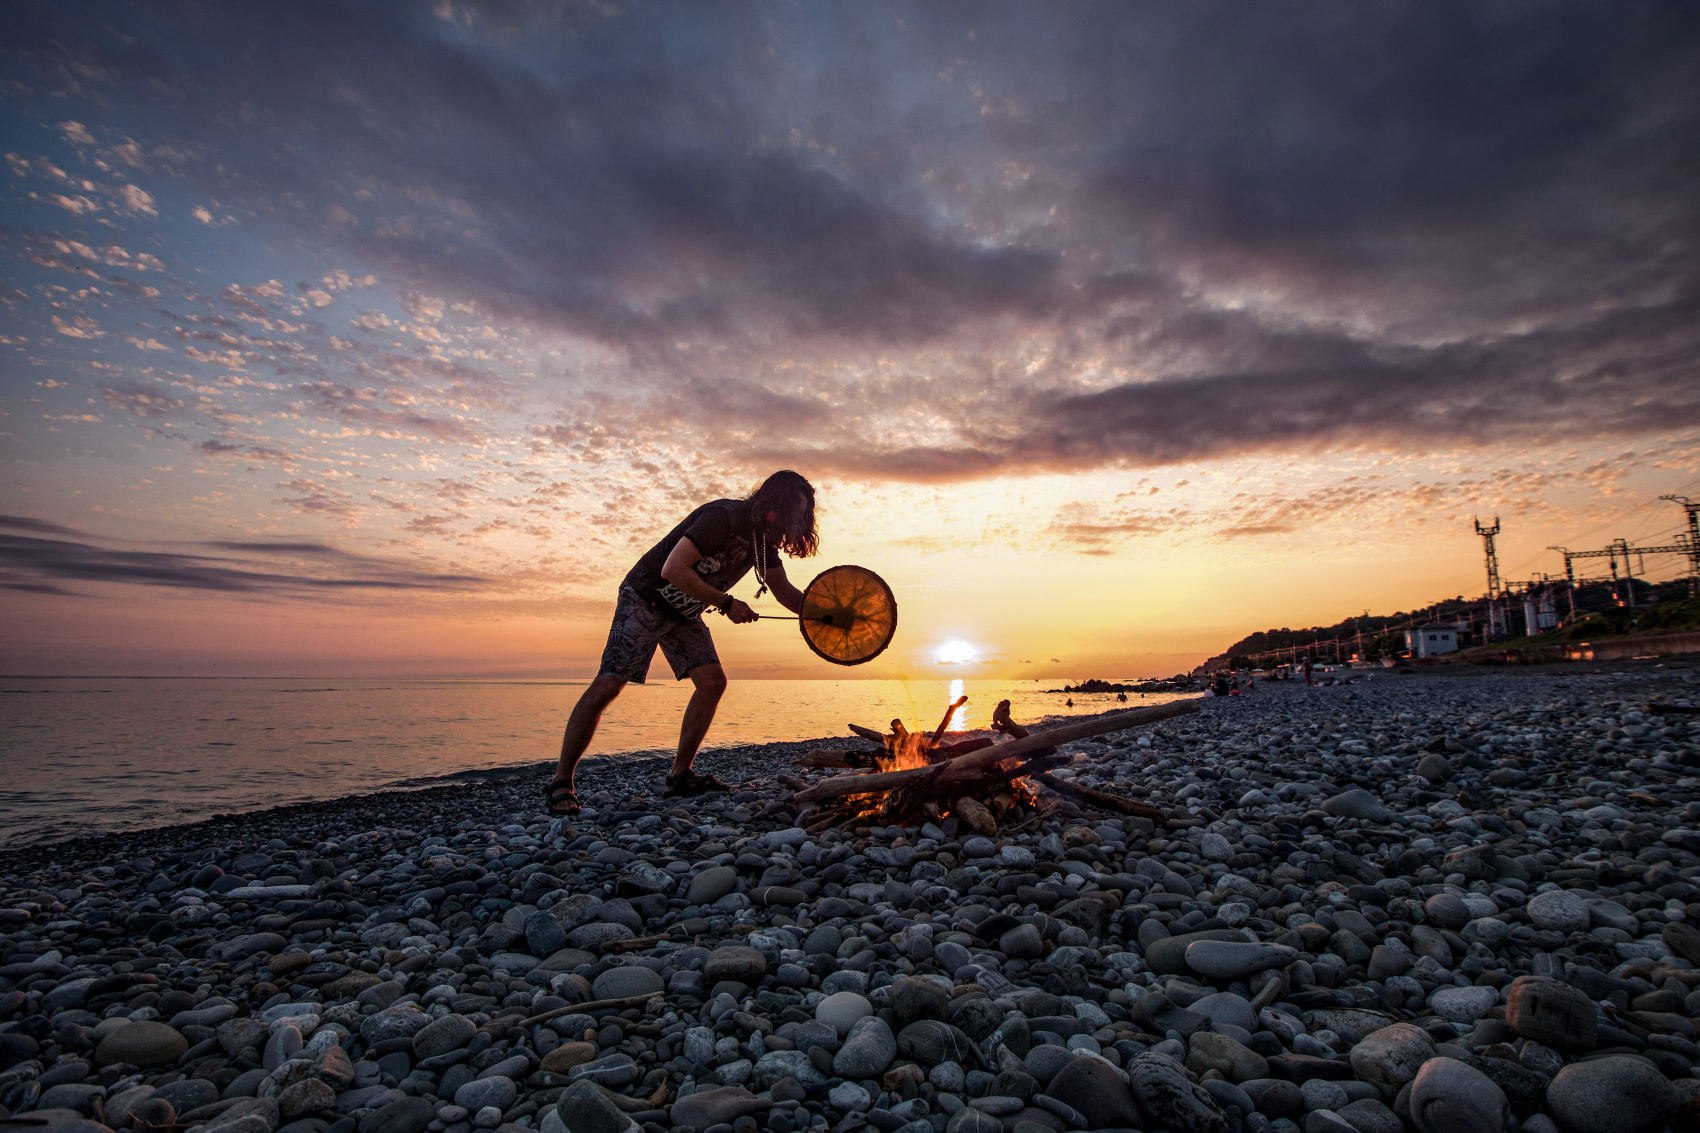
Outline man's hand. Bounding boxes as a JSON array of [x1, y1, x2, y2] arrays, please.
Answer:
[[725, 599, 758, 624]]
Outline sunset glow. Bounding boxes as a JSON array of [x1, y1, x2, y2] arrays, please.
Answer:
[[2, 5, 1697, 681], [934, 640, 980, 666]]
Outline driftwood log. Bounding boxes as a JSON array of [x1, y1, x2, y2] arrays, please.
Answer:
[[1034, 771, 1166, 821], [792, 698, 1199, 805]]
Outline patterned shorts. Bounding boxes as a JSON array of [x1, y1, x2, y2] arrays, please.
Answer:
[[598, 588, 720, 683]]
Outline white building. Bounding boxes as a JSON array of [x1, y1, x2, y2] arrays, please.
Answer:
[[1523, 593, 1558, 636], [1405, 623, 1460, 657]]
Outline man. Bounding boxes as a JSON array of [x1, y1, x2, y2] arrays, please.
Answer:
[[544, 471, 818, 814]]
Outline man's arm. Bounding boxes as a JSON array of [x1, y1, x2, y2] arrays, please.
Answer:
[[661, 537, 757, 623], [764, 561, 805, 614]]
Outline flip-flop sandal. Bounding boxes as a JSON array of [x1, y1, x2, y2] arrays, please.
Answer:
[[664, 769, 731, 797], [542, 778, 580, 816]]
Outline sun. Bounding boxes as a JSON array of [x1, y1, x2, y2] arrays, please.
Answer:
[[935, 639, 979, 664]]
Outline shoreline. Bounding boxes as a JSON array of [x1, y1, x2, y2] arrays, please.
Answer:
[[3, 665, 1699, 1133]]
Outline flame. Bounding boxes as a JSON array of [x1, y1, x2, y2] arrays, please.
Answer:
[[819, 693, 1044, 830]]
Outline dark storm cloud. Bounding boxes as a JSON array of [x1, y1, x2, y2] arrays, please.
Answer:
[[0, 531, 486, 597], [6, 0, 1698, 476], [0, 515, 85, 537]]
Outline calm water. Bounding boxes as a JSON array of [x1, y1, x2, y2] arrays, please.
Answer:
[[0, 677, 1187, 846]]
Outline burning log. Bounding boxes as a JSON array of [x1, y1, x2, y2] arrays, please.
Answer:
[[792, 697, 1198, 806], [953, 794, 997, 835], [797, 748, 879, 769]]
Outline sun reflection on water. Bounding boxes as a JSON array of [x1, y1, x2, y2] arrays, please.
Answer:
[[947, 678, 970, 731]]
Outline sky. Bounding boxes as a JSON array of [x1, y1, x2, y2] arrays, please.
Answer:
[[2, 1, 1698, 680]]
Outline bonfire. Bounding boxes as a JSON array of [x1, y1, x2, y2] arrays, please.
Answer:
[[791, 696, 1197, 833]]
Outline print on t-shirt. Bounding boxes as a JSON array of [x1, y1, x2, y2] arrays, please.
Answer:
[[623, 499, 782, 623]]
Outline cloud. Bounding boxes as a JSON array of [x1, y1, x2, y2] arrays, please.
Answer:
[[293, 381, 484, 442], [52, 314, 102, 337], [0, 514, 85, 537], [117, 183, 156, 215], [4, 2, 1699, 482], [0, 526, 486, 597]]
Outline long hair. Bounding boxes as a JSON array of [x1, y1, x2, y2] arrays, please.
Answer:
[[747, 470, 818, 558]]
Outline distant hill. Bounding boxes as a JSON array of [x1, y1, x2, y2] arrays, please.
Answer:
[[1199, 578, 1696, 671], [1198, 597, 1478, 672]]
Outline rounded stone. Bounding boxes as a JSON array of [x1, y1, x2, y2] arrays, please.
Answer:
[[1429, 986, 1497, 1024], [1423, 895, 1470, 932], [1348, 1023, 1435, 1094], [803, 925, 842, 956], [1185, 941, 1300, 980], [1460, 918, 1509, 947], [815, 991, 873, 1037], [1416, 753, 1454, 782], [1663, 921, 1700, 965], [829, 1083, 871, 1112], [565, 922, 634, 951], [1145, 929, 1248, 976], [1024, 1044, 1074, 1087], [1321, 789, 1389, 821], [947, 1109, 1003, 1133], [1300, 1081, 1349, 1112], [683, 867, 737, 905], [821, 969, 869, 995], [669, 1086, 767, 1133], [1526, 890, 1590, 934], [1186, 1031, 1267, 1083], [1337, 1099, 1402, 1133], [95, 1021, 188, 1068], [412, 1014, 477, 1060], [896, 1020, 976, 1067], [929, 1061, 967, 1094], [889, 977, 950, 1028], [1190, 991, 1257, 1033], [454, 1077, 518, 1114], [1046, 1054, 1141, 1129], [363, 1097, 436, 1133], [277, 1078, 336, 1120], [752, 1049, 826, 1089], [1127, 1052, 1229, 1133], [1242, 1079, 1303, 1119], [703, 945, 766, 985], [1545, 1056, 1679, 1133], [591, 965, 664, 1000], [1407, 1057, 1506, 1133], [540, 1042, 598, 1075], [999, 924, 1044, 960], [127, 1098, 177, 1129], [1503, 975, 1596, 1052], [151, 1079, 217, 1113], [832, 1016, 896, 1080]]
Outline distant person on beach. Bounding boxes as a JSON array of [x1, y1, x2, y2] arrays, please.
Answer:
[[544, 471, 818, 815]]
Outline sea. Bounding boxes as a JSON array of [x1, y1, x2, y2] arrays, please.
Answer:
[[0, 676, 1188, 847]]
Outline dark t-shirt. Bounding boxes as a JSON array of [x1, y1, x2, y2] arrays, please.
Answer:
[[621, 499, 782, 623]]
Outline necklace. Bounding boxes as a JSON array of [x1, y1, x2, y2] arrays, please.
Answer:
[[752, 530, 770, 600]]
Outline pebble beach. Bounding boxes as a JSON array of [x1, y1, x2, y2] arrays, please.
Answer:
[[4, 664, 1700, 1133]]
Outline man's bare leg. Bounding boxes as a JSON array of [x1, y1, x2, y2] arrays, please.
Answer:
[[671, 663, 727, 778], [553, 674, 627, 795]]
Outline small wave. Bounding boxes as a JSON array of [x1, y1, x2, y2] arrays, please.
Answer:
[[379, 747, 676, 790]]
